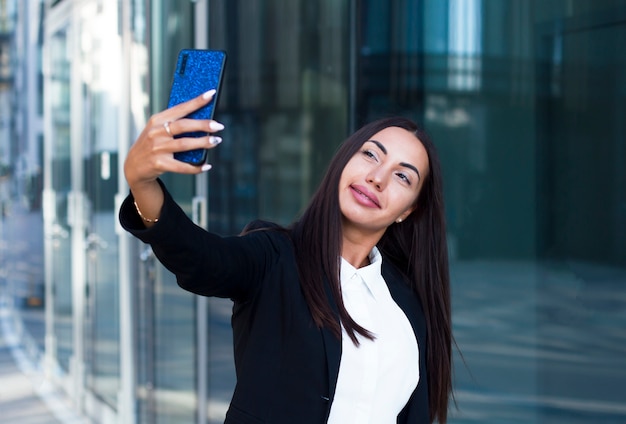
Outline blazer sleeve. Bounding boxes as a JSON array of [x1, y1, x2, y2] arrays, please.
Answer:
[[119, 180, 282, 302]]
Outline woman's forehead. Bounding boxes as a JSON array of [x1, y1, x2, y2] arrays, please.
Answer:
[[368, 127, 428, 164]]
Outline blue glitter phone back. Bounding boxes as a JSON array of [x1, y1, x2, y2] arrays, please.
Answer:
[[168, 49, 227, 165]]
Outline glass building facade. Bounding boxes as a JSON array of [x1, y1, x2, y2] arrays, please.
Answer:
[[1, 0, 624, 423]]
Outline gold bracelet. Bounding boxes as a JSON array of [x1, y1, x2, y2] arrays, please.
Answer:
[[133, 200, 159, 223]]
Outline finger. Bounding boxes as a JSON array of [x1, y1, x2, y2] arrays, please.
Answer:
[[163, 120, 173, 137], [159, 155, 213, 174], [169, 134, 223, 154], [167, 118, 225, 137], [161, 89, 217, 122], [129, 147, 211, 178]]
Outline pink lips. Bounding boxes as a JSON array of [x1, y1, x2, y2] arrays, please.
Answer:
[[350, 184, 381, 208]]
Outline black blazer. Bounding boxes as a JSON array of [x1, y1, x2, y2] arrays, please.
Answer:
[[120, 184, 430, 423]]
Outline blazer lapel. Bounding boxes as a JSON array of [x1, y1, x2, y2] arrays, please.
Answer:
[[382, 261, 427, 338]]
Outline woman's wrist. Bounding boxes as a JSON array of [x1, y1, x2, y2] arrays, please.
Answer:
[[133, 200, 159, 223], [129, 180, 164, 227]]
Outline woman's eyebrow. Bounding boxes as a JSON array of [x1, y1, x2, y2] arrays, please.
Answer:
[[369, 139, 387, 154], [369, 139, 421, 181], [401, 162, 421, 180]]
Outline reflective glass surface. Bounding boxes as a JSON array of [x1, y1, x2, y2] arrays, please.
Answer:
[[206, 0, 351, 233], [80, 5, 121, 404], [47, 27, 73, 373], [143, 1, 198, 423], [353, 2, 626, 422]]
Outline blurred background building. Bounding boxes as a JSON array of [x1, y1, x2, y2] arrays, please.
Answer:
[[0, 0, 625, 423]]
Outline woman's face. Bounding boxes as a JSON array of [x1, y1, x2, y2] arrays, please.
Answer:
[[338, 126, 430, 235]]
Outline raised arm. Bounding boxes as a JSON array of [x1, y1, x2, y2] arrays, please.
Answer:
[[119, 181, 286, 301]]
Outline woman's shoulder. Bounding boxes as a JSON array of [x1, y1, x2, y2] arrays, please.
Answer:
[[240, 219, 284, 233], [237, 219, 294, 253]]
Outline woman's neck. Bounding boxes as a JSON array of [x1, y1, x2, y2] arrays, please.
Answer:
[[341, 229, 382, 269]]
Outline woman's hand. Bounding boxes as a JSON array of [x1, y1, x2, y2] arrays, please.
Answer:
[[124, 89, 224, 225], [124, 89, 224, 188]]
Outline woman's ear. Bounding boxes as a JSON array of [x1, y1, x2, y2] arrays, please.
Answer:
[[396, 207, 415, 224]]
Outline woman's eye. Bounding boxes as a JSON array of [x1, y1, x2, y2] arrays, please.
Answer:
[[396, 172, 411, 185], [362, 149, 377, 160]]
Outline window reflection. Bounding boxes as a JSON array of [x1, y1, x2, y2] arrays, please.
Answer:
[[207, 0, 350, 232], [357, 1, 626, 422], [447, 0, 481, 91]]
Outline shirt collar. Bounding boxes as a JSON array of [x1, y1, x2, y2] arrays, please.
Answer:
[[340, 246, 385, 301]]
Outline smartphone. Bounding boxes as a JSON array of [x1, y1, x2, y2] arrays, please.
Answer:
[[167, 49, 227, 165]]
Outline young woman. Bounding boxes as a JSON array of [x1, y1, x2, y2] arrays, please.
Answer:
[[120, 90, 452, 423]]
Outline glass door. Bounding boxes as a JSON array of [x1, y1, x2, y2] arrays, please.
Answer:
[[45, 26, 73, 373], [134, 1, 198, 422], [83, 115, 121, 407], [81, 17, 121, 406]]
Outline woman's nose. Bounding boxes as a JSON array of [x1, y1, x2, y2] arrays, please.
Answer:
[[367, 169, 387, 190]]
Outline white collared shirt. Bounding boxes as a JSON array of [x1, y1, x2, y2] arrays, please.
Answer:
[[327, 247, 420, 424]]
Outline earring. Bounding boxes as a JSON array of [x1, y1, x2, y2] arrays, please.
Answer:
[[396, 218, 403, 223]]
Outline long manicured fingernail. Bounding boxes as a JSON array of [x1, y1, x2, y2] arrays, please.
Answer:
[[203, 89, 216, 99], [201, 164, 213, 172], [209, 136, 222, 146], [209, 121, 225, 131]]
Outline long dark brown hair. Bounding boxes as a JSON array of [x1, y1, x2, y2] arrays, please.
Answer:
[[290, 116, 452, 423]]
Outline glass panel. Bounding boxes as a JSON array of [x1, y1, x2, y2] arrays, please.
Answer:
[[206, 0, 350, 231], [142, 1, 197, 422], [534, 18, 626, 422], [356, 1, 626, 422], [152, 269, 197, 423], [204, 1, 350, 422], [48, 26, 73, 372], [80, 5, 121, 405]]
